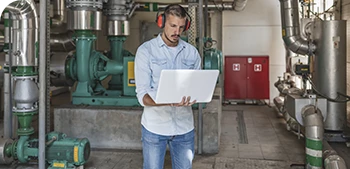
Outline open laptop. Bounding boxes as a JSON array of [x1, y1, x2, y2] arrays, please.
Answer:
[[154, 69, 219, 104]]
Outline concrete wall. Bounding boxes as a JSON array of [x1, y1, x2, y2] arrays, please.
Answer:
[[54, 99, 221, 154], [342, 0, 350, 124]]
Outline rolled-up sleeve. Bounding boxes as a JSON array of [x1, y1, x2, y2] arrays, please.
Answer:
[[134, 45, 149, 106], [134, 44, 156, 106]]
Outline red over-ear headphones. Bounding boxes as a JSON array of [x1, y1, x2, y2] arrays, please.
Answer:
[[155, 5, 192, 32]]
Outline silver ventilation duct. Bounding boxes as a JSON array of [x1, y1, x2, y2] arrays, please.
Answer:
[[279, 0, 315, 55], [6, 0, 38, 66]]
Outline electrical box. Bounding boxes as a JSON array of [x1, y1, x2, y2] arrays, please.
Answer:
[[224, 56, 269, 100]]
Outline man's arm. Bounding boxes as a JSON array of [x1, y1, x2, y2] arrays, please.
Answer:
[[134, 45, 171, 107], [142, 94, 170, 106]]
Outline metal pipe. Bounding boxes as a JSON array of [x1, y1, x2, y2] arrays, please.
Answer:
[[136, 2, 235, 11], [323, 141, 347, 169], [284, 44, 298, 75], [39, 0, 47, 168], [233, 0, 248, 11], [198, 0, 204, 155], [51, 0, 66, 28], [50, 31, 75, 52], [3, 11, 12, 139], [302, 105, 323, 169], [279, 0, 316, 55], [6, 0, 38, 67]]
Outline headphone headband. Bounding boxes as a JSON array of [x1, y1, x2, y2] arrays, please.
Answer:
[[155, 4, 192, 31]]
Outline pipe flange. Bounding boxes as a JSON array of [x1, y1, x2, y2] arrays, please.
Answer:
[[66, 0, 103, 10], [12, 75, 38, 82], [0, 139, 14, 164], [103, 0, 133, 16], [13, 106, 38, 113]]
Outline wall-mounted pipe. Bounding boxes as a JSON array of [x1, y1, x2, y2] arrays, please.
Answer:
[[279, 0, 315, 55]]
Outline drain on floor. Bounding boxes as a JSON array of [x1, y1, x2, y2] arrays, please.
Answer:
[[236, 110, 248, 144]]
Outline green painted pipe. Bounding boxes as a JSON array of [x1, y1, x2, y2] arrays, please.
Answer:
[[108, 36, 125, 63], [108, 36, 126, 90], [73, 30, 95, 83], [13, 111, 37, 136], [17, 136, 30, 163]]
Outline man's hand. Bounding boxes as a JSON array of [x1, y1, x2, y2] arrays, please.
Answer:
[[170, 96, 196, 107]]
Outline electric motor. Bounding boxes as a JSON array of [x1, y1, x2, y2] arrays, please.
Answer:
[[46, 132, 90, 166]]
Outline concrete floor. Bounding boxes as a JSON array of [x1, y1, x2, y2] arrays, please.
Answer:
[[83, 104, 309, 169], [1, 92, 350, 169]]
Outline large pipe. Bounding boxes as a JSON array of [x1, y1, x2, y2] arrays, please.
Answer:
[[2, 11, 12, 139], [279, 0, 315, 55], [323, 141, 347, 169], [50, 0, 75, 52], [39, 0, 48, 168], [136, 2, 239, 11], [50, 31, 75, 52], [51, 0, 66, 28], [302, 106, 323, 169], [6, 0, 38, 67]]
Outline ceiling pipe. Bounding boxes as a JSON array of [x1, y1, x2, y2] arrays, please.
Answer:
[[135, 2, 243, 11], [279, 0, 316, 55]]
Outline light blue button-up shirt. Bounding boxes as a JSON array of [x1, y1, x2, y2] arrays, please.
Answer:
[[134, 34, 201, 136]]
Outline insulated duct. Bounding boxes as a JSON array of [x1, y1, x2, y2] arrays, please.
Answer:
[[279, 0, 315, 55], [51, 0, 66, 29], [6, 0, 38, 66], [51, 0, 75, 52], [50, 31, 75, 52]]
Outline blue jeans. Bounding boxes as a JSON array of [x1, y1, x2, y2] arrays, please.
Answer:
[[141, 126, 195, 169]]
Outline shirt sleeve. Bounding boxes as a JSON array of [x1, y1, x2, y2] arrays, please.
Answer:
[[134, 44, 155, 107]]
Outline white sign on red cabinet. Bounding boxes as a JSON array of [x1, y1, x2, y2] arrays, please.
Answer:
[[254, 64, 262, 72], [233, 64, 240, 71]]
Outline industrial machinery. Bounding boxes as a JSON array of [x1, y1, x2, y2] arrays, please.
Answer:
[[0, 0, 224, 167], [0, 0, 90, 168], [275, 0, 349, 168]]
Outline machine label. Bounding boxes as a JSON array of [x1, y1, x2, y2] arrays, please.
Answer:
[[53, 163, 65, 168], [74, 146, 79, 163], [254, 64, 262, 72], [128, 62, 136, 86], [232, 64, 240, 71]]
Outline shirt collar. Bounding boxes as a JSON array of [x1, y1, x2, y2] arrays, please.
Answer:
[[157, 33, 186, 49]]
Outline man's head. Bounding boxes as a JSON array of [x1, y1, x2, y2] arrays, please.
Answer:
[[157, 4, 190, 46]]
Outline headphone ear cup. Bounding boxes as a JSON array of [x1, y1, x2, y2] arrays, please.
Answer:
[[185, 19, 190, 31], [157, 14, 164, 28]]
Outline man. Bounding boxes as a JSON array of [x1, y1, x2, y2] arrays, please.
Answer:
[[134, 4, 201, 169]]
